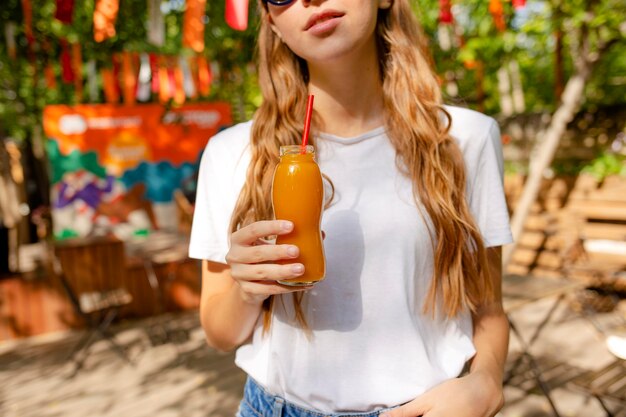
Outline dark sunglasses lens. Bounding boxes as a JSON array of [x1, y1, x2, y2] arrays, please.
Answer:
[[265, 0, 294, 5]]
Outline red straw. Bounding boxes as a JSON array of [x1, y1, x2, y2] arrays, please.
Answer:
[[301, 94, 314, 152]]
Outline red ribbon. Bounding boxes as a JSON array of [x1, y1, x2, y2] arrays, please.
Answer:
[[60, 40, 75, 83], [439, 0, 454, 25], [225, 0, 249, 31], [149, 53, 159, 94], [21, 0, 35, 46], [512, 0, 526, 10], [55, 0, 75, 24]]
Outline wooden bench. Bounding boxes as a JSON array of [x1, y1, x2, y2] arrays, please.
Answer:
[[561, 175, 626, 293]]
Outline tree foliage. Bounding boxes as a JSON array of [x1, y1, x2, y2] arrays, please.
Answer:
[[0, 0, 624, 145]]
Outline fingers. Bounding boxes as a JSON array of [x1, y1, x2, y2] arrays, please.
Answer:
[[231, 262, 304, 282], [380, 398, 426, 417], [226, 242, 299, 265], [237, 280, 313, 298], [232, 220, 293, 245]]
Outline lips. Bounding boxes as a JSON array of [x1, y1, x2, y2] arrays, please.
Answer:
[[304, 10, 345, 31]]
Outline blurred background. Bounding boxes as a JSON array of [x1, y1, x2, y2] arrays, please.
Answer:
[[0, 1, 625, 416]]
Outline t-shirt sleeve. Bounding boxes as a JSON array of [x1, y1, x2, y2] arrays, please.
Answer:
[[188, 141, 232, 263], [468, 120, 514, 248]]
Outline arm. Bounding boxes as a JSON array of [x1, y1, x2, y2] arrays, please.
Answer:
[[199, 220, 310, 352], [199, 260, 264, 352], [383, 246, 508, 417], [468, 246, 509, 412]]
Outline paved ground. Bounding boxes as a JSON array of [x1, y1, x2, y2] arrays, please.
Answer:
[[0, 300, 623, 417]]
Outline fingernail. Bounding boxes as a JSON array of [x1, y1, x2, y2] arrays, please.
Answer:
[[291, 264, 304, 274], [281, 221, 293, 231], [287, 246, 298, 257]]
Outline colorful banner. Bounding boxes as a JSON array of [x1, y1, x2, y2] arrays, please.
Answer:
[[43, 103, 232, 239]]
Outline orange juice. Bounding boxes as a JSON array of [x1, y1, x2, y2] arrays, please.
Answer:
[[272, 145, 325, 285]]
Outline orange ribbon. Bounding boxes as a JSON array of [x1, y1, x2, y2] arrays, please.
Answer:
[[183, 0, 206, 52], [94, 0, 119, 42]]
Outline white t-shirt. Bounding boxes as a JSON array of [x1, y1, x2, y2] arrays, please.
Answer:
[[189, 105, 513, 413]]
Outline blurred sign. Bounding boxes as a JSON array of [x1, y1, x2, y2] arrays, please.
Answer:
[[43, 103, 232, 239]]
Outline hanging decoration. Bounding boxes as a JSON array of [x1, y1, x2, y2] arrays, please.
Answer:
[[439, 0, 453, 25], [149, 53, 160, 95], [183, 0, 207, 52], [512, 0, 526, 10], [121, 52, 137, 105], [94, 0, 120, 42], [489, 0, 506, 32], [21, 0, 35, 47], [147, 0, 165, 46], [197, 56, 212, 96], [225, 0, 249, 31], [101, 68, 119, 103], [136, 53, 152, 102], [44, 64, 57, 90], [173, 63, 186, 105], [180, 56, 197, 99], [72, 43, 83, 102], [5, 22, 16, 60], [437, 0, 454, 52], [158, 57, 171, 103], [55, 0, 75, 24], [60, 40, 75, 83]]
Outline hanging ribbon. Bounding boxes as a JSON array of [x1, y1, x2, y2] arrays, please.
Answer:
[[149, 53, 159, 94], [168, 64, 178, 102], [136, 53, 152, 102], [101, 68, 119, 103], [112, 54, 122, 99], [86, 60, 99, 102], [94, 0, 120, 42], [121, 51, 137, 105], [60, 40, 75, 83], [489, 0, 506, 32], [44, 64, 57, 90], [21, 0, 35, 47], [5, 22, 16, 60], [179, 56, 197, 99], [158, 56, 171, 103], [72, 43, 83, 102], [147, 0, 165, 46], [173, 62, 186, 105], [197, 55, 212, 96], [439, 0, 453, 25], [225, 0, 249, 31], [55, 0, 75, 24], [512, 0, 526, 10], [183, 0, 207, 52]]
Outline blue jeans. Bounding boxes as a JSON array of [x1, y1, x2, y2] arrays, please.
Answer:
[[236, 377, 397, 417]]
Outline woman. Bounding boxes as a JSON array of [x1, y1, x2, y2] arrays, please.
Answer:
[[189, 0, 513, 416]]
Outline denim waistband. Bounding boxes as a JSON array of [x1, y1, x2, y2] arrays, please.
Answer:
[[239, 376, 396, 417]]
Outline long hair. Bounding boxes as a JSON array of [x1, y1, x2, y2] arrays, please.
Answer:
[[230, 0, 494, 331]]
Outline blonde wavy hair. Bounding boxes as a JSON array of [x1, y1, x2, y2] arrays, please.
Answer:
[[230, 0, 494, 330]]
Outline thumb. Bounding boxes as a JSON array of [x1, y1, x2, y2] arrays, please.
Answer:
[[380, 398, 427, 417]]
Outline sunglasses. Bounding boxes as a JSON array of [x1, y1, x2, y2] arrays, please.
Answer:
[[263, 0, 295, 5]]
